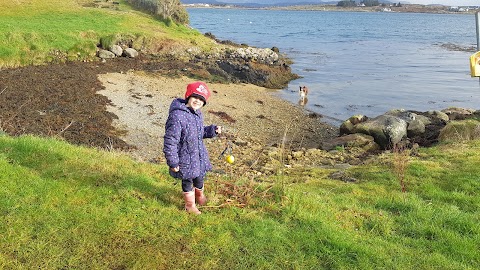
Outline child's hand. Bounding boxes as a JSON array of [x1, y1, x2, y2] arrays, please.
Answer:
[[215, 126, 222, 134], [170, 166, 179, 172]]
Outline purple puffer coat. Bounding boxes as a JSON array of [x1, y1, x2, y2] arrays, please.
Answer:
[[163, 98, 217, 180]]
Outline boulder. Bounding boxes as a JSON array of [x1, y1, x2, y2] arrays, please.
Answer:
[[340, 115, 368, 135], [97, 49, 115, 59], [438, 119, 480, 142], [442, 107, 476, 120], [354, 115, 407, 149], [124, 48, 139, 58], [339, 119, 355, 136], [407, 119, 426, 137], [385, 109, 416, 122], [109, 45, 123, 57], [427, 110, 449, 123], [322, 133, 379, 152]]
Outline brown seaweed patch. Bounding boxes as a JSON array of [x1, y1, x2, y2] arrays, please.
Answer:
[[208, 110, 236, 123]]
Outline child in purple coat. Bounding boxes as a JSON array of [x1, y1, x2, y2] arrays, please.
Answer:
[[163, 81, 222, 214]]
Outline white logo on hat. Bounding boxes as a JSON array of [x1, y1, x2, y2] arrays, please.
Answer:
[[196, 84, 208, 94]]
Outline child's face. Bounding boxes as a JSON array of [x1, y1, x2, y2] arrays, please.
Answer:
[[187, 96, 205, 111]]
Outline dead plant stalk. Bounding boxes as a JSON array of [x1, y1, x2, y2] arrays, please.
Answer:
[[393, 145, 410, 193]]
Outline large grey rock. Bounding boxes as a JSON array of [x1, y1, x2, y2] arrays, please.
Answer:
[[427, 110, 449, 123], [322, 133, 379, 152], [124, 48, 139, 58], [407, 119, 426, 137], [109, 44, 123, 57], [442, 107, 476, 120], [413, 114, 432, 125], [385, 109, 416, 123], [228, 47, 279, 65], [340, 115, 368, 135], [97, 49, 115, 59], [354, 115, 407, 149]]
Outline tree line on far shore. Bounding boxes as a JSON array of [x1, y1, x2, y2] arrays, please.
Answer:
[[337, 0, 402, 7]]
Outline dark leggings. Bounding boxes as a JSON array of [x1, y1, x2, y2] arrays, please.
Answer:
[[182, 175, 205, 192]]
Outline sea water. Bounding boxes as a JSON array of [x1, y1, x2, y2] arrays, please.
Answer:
[[187, 8, 480, 125]]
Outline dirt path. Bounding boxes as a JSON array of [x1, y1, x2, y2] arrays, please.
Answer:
[[0, 57, 338, 175], [97, 71, 338, 171]]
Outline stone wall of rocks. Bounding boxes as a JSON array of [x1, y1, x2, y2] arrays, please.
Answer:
[[326, 107, 480, 151], [97, 44, 139, 60]]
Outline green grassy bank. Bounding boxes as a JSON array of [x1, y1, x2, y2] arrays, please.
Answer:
[[0, 135, 479, 269], [0, 0, 214, 68]]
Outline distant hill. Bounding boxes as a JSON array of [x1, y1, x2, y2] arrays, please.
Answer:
[[181, 0, 225, 4], [202, 0, 324, 3], [181, 0, 396, 8], [181, 0, 330, 6]]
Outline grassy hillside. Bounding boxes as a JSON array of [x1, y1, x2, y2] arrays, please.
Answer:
[[0, 0, 216, 68], [0, 135, 479, 269]]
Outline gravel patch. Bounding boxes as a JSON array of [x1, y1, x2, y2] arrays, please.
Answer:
[[98, 71, 339, 172]]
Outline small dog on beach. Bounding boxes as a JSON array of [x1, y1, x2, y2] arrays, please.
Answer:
[[298, 86, 309, 106], [299, 86, 309, 99]]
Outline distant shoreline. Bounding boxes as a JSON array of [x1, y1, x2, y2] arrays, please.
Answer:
[[185, 4, 479, 15]]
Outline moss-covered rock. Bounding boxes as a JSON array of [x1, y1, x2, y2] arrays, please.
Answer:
[[438, 119, 480, 142]]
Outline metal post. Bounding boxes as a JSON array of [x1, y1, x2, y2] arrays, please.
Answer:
[[477, 12, 480, 84], [476, 11, 480, 51]]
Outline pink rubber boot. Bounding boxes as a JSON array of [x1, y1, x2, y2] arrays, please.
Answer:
[[183, 191, 201, 215], [195, 187, 207, 206]]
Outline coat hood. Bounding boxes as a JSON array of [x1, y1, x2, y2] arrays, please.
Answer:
[[169, 98, 202, 116]]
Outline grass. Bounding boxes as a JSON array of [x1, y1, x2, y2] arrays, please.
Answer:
[[0, 0, 214, 68], [0, 134, 479, 269]]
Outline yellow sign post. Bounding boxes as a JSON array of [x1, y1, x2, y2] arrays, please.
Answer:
[[470, 51, 480, 77]]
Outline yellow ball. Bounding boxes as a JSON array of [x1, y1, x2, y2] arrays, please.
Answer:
[[225, 155, 235, 164]]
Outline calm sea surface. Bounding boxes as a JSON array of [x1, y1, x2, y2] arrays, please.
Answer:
[[187, 8, 480, 125]]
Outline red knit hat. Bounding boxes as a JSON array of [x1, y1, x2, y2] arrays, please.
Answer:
[[185, 81, 211, 105]]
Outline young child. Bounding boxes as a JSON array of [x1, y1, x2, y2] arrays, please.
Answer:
[[163, 81, 222, 214]]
